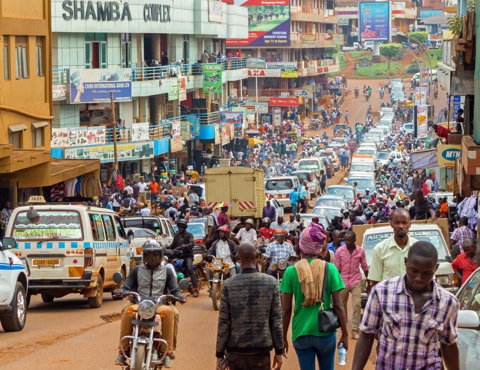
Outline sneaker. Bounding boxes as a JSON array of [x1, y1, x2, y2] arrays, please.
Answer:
[[162, 355, 173, 368], [193, 288, 199, 298], [115, 353, 127, 366], [352, 331, 360, 340], [169, 352, 175, 360]]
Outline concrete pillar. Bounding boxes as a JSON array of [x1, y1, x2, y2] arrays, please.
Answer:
[[151, 34, 161, 60]]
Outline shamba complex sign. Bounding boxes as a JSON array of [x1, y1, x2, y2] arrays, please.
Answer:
[[62, 1, 171, 23]]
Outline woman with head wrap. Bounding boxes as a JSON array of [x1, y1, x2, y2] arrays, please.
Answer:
[[279, 223, 349, 370]]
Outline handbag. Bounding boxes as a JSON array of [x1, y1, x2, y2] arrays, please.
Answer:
[[317, 263, 340, 332]]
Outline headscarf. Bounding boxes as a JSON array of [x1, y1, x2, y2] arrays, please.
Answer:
[[299, 222, 326, 255]]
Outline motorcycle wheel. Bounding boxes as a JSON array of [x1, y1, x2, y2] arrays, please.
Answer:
[[211, 281, 222, 311], [134, 343, 146, 370]]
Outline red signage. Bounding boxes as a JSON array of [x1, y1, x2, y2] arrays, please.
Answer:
[[269, 98, 299, 107], [317, 67, 329, 73]]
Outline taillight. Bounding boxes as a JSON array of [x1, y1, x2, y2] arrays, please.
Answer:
[[286, 194, 290, 198], [84, 248, 93, 268], [195, 239, 204, 244]]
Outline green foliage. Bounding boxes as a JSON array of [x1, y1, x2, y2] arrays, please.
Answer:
[[408, 31, 429, 45], [325, 47, 338, 56], [379, 43, 403, 69], [405, 64, 420, 74], [448, 0, 475, 37]]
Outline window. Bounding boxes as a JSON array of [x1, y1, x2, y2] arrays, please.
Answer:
[[89, 214, 105, 241], [85, 33, 107, 69], [15, 36, 28, 79], [8, 123, 26, 148], [102, 215, 116, 241], [32, 121, 48, 147], [114, 216, 127, 239], [3, 37, 9, 80], [36, 37, 44, 77], [121, 33, 131, 68]]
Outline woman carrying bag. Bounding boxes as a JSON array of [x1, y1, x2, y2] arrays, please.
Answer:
[[280, 223, 349, 369]]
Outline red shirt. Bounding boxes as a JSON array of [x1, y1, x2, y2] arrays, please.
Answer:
[[451, 252, 477, 285], [367, 218, 377, 224], [259, 227, 274, 240]]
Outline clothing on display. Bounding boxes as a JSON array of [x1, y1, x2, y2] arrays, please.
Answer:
[[65, 178, 78, 197]]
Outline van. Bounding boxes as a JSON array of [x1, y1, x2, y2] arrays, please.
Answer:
[[291, 170, 320, 197], [6, 202, 130, 308], [350, 155, 375, 173], [187, 183, 205, 206], [297, 157, 326, 178], [264, 176, 300, 210]]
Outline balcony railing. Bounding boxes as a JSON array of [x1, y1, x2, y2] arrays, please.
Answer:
[[53, 68, 68, 85]]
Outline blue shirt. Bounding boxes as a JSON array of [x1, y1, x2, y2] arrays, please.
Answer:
[[299, 189, 307, 200], [289, 190, 299, 204], [327, 241, 345, 254], [106, 202, 113, 210]]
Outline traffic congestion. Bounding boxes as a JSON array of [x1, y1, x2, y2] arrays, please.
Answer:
[[1, 77, 479, 370]]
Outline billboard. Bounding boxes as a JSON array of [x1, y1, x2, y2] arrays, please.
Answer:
[[358, 2, 390, 41], [437, 145, 461, 167], [64, 142, 153, 163], [269, 97, 298, 107], [226, 0, 290, 46], [416, 105, 428, 138], [51, 126, 106, 148], [69, 68, 132, 104], [202, 64, 223, 93]]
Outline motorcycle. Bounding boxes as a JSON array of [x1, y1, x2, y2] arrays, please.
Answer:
[[267, 258, 288, 283], [354, 90, 359, 98], [365, 92, 371, 101], [380, 92, 384, 99], [112, 273, 189, 370], [207, 256, 231, 310], [434, 90, 438, 99]]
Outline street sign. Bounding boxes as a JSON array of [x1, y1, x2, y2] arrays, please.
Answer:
[[295, 90, 308, 96]]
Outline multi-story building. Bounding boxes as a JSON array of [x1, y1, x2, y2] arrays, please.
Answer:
[[226, 0, 342, 115], [50, 0, 248, 180]]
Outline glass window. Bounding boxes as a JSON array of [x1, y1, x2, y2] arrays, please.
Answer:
[[114, 216, 127, 239], [11, 210, 83, 240], [9, 131, 21, 148], [102, 215, 116, 241], [3, 37, 9, 80], [89, 214, 105, 241], [15, 36, 28, 79], [32, 126, 43, 147], [265, 179, 294, 190], [457, 271, 480, 311], [121, 33, 131, 68], [36, 37, 44, 77]]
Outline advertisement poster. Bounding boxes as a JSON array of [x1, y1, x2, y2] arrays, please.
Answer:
[[359, 2, 390, 41], [214, 124, 221, 145], [187, 114, 200, 136], [53, 85, 67, 101], [169, 79, 179, 100], [171, 119, 181, 138], [209, 0, 224, 22], [51, 127, 106, 148], [181, 121, 191, 141], [246, 58, 266, 69], [170, 137, 183, 153], [64, 142, 153, 163], [437, 145, 461, 167], [281, 69, 298, 78], [226, 0, 290, 46], [221, 123, 231, 145], [272, 107, 281, 126], [416, 105, 428, 138], [69, 68, 132, 104], [202, 64, 223, 93], [179, 77, 187, 101], [131, 123, 150, 142]]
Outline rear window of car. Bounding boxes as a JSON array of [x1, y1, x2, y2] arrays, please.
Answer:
[[298, 160, 320, 170], [357, 148, 375, 155], [265, 179, 294, 191], [315, 198, 345, 208], [326, 187, 354, 199]]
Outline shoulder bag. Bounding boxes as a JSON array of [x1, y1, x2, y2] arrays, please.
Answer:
[[317, 263, 340, 332]]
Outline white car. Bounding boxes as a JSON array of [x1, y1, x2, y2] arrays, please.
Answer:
[[0, 237, 28, 331], [380, 107, 394, 117], [400, 122, 414, 135], [377, 151, 404, 168]]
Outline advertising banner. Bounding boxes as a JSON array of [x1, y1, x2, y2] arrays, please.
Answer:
[[181, 121, 191, 141], [169, 79, 179, 100], [266, 62, 297, 69], [214, 124, 221, 145], [226, 0, 290, 46], [269, 97, 298, 107], [221, 123, 231, 145], [247, 69, 281, 77], [359, 2, 390, 41], [246, 58, 266, 69], [281, 69, 298, 78], [69, 68, 132, 104], [187, 114, 200, 136], [202, 64, 223, 93], [51, 127, 106, 148], [171, 119, 181, 138], [170, 137, 183, 153], [53, 85, 67, 101], [437, 144, 461, 167], [131, 123, 150, 142], [416, 105, 428, 138], [64, 142, 153, 163], [179, 77, 187, 101], [272, 107, 281, 126], [219, 111, 244, 127], [209, 0, 224, 22]]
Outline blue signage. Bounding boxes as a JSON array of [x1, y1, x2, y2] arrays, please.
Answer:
[[359, 2, 390, 41], [441, 148, 461, 161]]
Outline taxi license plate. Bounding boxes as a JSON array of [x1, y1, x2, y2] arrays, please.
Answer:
[[32, 259, 60, 266], [277, 194, 283, 199]]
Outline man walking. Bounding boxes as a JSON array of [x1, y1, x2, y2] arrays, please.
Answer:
[[215, 243, 284, 370], [289, 187, 299, 216], [352, 241, 460, 370], [319, 170, 327, 195], [334, 231, 369, 340], [451, 238, 477, 285], [262, 200, 277, 222]]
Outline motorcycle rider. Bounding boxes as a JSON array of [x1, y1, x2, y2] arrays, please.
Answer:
[[114, 240, 185, 367], [207, 226, 237, 295], [263, 228, 296, 277], [167, 219, 199, 297]]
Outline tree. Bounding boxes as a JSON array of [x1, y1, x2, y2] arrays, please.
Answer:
[[408, 31, 429, 45], [325, 47, 338, 57], [379, 43, 403, 70]]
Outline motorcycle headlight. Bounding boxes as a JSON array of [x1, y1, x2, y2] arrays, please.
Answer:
[[277, 259, 288, 271], [137, 300, 156, 320], [213, 259, 223, 270]]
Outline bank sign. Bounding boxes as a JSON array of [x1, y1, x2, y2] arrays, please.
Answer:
[[437, 144, 461, 167]]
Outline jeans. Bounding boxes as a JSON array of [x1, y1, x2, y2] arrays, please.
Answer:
[[185, 256, 198, 288], [227, 352, 271, 370], [291, 203, 298, 215], [293, 333, 336, 370], [299, 198, 307, 213], [320, 183, 326, 194], [150, 193, 158, 202], [340, 282, 362, 332]]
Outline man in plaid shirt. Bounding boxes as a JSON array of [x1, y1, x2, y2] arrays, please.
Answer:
[[352, 241, 460, 370], [263, 229, 296, 276], [450, 216, 475, 253]]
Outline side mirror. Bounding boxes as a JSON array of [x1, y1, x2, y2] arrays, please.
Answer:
[[113, 272, 124, 284], [178, 278, 190, 291], [1, 237, 16, 250], [457, 310, 480, 329]]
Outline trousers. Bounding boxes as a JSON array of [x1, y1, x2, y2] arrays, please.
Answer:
[[227, 352, 271, 370], [340, 281, 362, 332]]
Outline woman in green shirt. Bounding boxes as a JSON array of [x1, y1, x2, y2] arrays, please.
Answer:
[[280, 223, 349, 370]]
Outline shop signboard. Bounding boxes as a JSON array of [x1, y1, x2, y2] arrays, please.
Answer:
[[220, 111, 244, 137], [68, 68, 132, 104], [452, 95, 464, 119], [64, 141, 153, 163], [214, 124, 221, 144], [53, 85, 67, 101], [170, 146, 188, 158], [51, 126, 106, 148], [187, 114, 200, 136], [266, 62, 297, 70], [416, 105, 428, 138], [181, 121, 191, 141], [221, 123, 231, 145], [247, 69, 281, 77], [358, 2, 391, 41], [226, 0, 290, 46], [269, 97, 298, 107], [169, 79, 179, 100], [170, 136, 183, 152], [179, 77, 187, 101], [281, 69, 298, 78], [171, 119, 181, 138], [301, 35, 315, 44], [209, 0, 224, 22], [251, 102, 268, 113], [246, 58, 266, 69], [132, 123, 150, 142], [202, 64, 223, 93], [437, 144, 461, 167]]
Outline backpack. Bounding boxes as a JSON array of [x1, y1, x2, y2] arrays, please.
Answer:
[[122, 198, 131, 208]]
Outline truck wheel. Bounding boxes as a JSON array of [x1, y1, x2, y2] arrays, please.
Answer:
[[88, 275, 104, 308], [0, 282, 27, 332], [41, 293, 54, 303]]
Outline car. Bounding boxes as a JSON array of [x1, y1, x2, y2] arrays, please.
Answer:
[[0, 237, 28, 332], [298, 214, 329, 229], [375, 150, 393, 168], [390, 84, 403, 94], [356, 147, 376, 158], [428, 192, 455, 207], [378, 118, 393, 128], [126, 227, 160, 265], [314, 196, 348, 209], [380, 107, 394, 117], [346, 176, 376, 195], [333, 123, 348, 135], [391, 91, 406, 104], [376, 151, 404, 168], [375, 124, 392, 135], [187, 183, 206, 207], [400, 122, 414, 135], [264, 176, 300, 209], [291, 170, 320, 197], [312, 206, 343, 221], [390, 78, 402, 85], [367, 129, 385, 142], [325, 150, 340, 171], [361, 134, 379, 146], [171, 223, 207, 255], [325, 185, 356, 204], [382, 112, 395, 122], [121, 215, 175, 244], [330, 137, 349, 146], [316, 151, 337, 175]]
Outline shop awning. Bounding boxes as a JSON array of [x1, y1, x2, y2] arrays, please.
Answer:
[[49, 159, 100, 185], [9, 123, 27, 133], [32, 121, 49, 128]]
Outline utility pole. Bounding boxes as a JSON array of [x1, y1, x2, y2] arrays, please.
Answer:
[[110, 92, 119, 171]]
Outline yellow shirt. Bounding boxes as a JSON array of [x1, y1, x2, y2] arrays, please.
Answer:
[[191, 171, 198, 182], [368, 235, 418, 282]]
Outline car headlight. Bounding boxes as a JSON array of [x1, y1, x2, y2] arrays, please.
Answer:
[[137, 300, 156, 320], [212, 259, 223, 270], [277, 259, 288, 271], [436, 275, 451, 286]]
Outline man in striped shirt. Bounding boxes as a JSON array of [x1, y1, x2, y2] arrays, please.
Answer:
[[352, 241, 460, 370]]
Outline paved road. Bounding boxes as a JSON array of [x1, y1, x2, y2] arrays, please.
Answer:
[[1, 79, 445, 369]]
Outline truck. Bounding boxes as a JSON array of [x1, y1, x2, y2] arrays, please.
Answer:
[[203, 167, 265, 227]]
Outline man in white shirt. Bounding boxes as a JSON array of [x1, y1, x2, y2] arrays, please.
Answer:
[[124, 182, 133, 195], [138, 178, 147, 204], [425, 177, 433, 191], [140, 204, 151, 216], [237, 151, 244, 160], [233, 219, 257, 246], [285, 214, 300, 236]]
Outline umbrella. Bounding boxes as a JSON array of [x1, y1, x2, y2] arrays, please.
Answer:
[[248, 138, 264, 147], [215, 202, 232, 208]]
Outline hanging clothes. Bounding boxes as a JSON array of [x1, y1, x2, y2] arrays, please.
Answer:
[[80, 174, 103, 198], [50, 182, 66, 202], [75, 176, 83, 195], [64, 178, 78, 197], [115, 173, 124, 190]]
